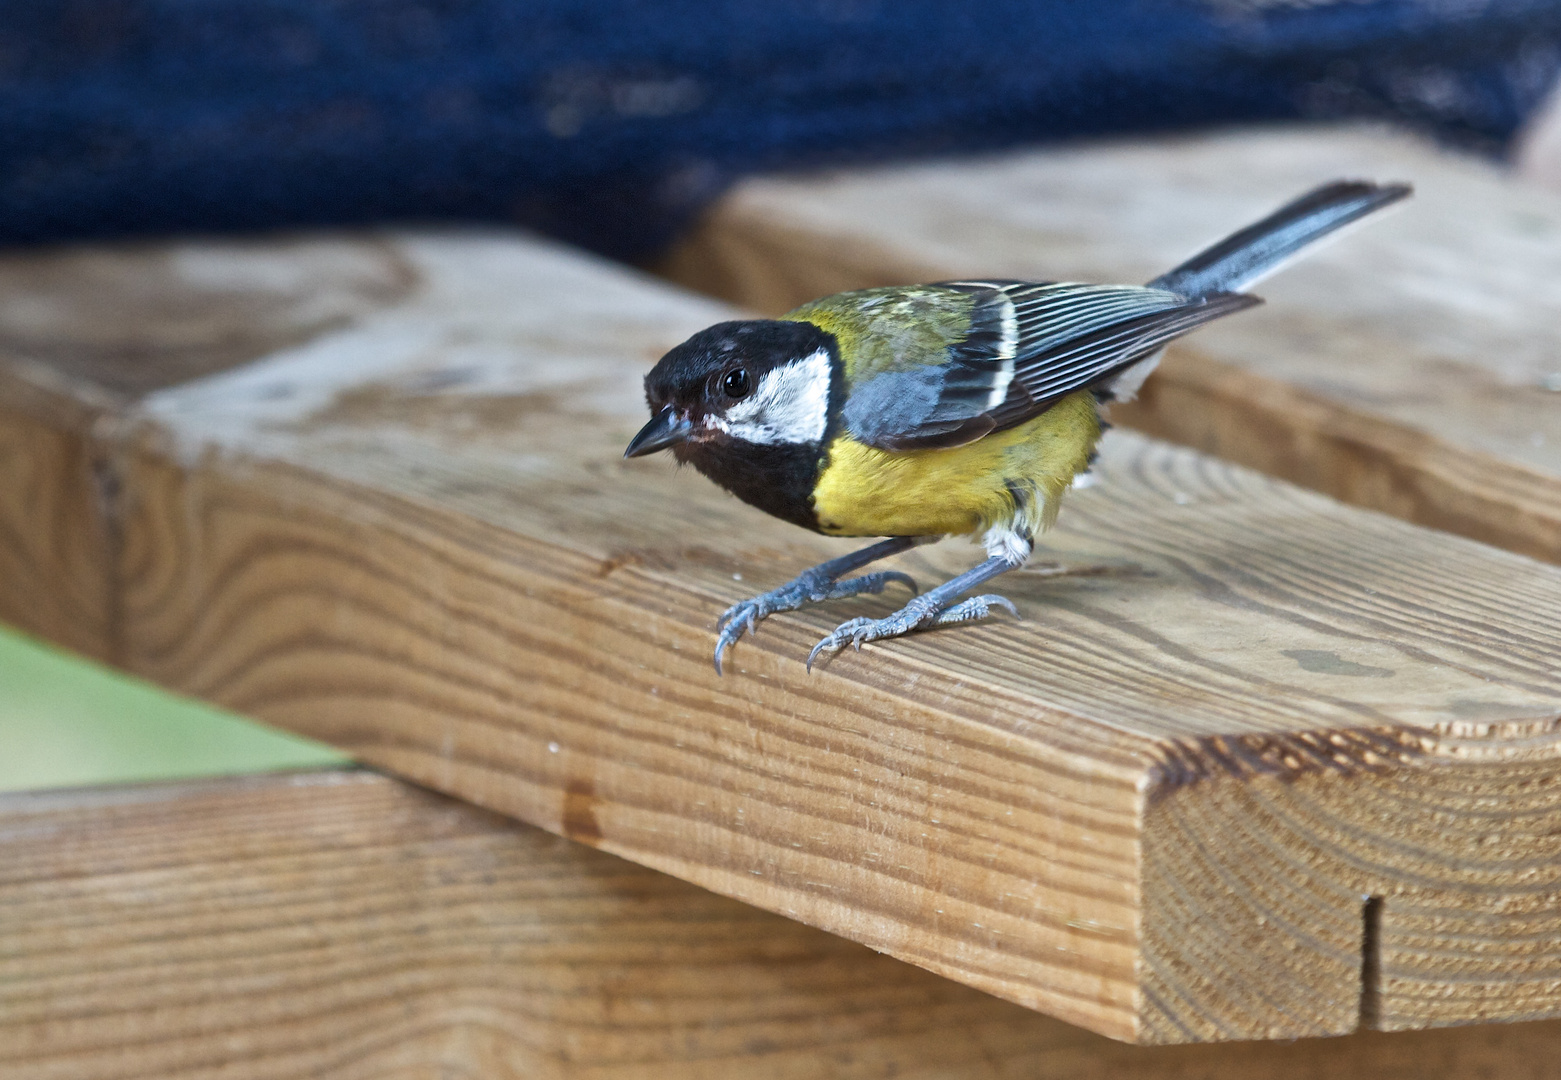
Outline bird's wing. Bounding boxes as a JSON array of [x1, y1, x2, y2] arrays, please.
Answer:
[[841, 280, 1259, 451]]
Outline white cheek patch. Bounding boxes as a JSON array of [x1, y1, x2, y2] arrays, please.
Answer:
[[721, 349, 833, 445]]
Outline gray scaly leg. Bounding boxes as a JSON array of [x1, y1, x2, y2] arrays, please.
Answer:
[[807, 550, 1025, 671], [714, 536, 929, 673]]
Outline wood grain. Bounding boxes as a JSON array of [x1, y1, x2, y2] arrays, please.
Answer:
[[6, 229, 1561, 1043], [0, 234, 416, 396], [660, 123, 1561, 563], [11, 770, 1561, 1079], [0, 368, 116, 659], [0, 234, 417, 661]]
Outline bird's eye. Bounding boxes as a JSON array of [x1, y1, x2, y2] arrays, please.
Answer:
[[721, 368, 751, 399]]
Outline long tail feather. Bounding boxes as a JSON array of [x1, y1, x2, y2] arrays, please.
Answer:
[[1148, 180, 1411, 297]]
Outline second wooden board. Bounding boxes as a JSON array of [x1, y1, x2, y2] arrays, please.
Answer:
[[9, 769, 1561, 1079]]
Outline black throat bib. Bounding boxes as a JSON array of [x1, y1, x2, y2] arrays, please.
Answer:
[[677, 437, 824, 532]]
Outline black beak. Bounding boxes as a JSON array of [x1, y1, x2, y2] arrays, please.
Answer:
[[624, 407, 694, 458]]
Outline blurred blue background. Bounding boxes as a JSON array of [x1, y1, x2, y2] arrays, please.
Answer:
[[5, 0, 1561, 261]]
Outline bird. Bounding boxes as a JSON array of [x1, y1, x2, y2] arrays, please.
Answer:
[[624, 180, 1411, 674]]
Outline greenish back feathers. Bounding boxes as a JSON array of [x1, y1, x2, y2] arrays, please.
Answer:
[[783, 286, 979, 386]]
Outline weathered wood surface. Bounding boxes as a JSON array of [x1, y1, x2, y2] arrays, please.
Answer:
[[5, 230, 1561, 1044], [0, 235, 416, 660], [12, 771, 1561, 1080], [662, 124, 1561, 564]]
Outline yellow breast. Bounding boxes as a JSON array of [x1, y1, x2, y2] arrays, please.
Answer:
[[811, 390, 1102, 538]]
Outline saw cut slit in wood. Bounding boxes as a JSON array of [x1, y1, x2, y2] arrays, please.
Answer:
[[2, 226, 1561, 1044]]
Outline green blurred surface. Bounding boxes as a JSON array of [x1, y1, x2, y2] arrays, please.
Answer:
[[0, 622, 349, 792]]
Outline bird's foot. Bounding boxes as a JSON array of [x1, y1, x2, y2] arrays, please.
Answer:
[[806, 593, 1018, 671], [714, 569, 917, 673]]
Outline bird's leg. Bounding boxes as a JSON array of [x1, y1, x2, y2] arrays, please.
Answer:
[[714, 536, 930, 673], [806, 532, 1030, 671]]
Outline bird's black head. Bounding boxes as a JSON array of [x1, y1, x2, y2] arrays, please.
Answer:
[[624, 318, 841, 532], [625, 319, 839, 459]]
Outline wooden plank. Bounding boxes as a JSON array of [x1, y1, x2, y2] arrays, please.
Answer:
[[660, 123, 1561, 564], [6, 230, 1561, 1044], [0, 235, 418, 660], [11, 770, 1561, 1079], [0, 368, 117, 659]]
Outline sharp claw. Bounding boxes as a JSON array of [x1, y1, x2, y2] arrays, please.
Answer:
[[713, 628, 736, 674], [964, 594, 1019, 619], [885, 571, 919, 596], [805, 639, 830, 673]]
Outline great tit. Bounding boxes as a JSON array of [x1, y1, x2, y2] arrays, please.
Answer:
[[626, 180, 1410, 673]]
